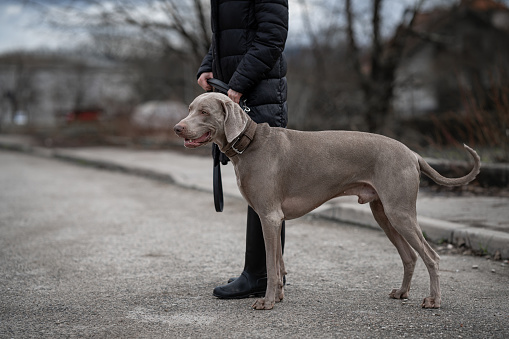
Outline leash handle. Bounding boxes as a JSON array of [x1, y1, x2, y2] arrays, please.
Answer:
[[207, 78, 251, 113], [207, 78, 229, 95]]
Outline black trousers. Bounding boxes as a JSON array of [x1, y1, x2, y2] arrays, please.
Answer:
[[243, 205, 285, 275]]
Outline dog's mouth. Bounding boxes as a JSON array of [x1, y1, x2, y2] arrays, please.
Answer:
[[184, 131, 211, 148]]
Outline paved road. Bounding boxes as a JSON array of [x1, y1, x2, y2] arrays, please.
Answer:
[[1, 150, 508, 338]]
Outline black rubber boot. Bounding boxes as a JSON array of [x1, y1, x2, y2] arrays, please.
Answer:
[[213, 206, 285, 299]]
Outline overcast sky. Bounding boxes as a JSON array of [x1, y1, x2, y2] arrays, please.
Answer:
[[1, 0, 506, 54], [0, 1, 69, 52]]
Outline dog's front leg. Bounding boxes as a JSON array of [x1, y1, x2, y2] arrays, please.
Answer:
[[276, 225, 286, 303], [252, 212, 283, 310]]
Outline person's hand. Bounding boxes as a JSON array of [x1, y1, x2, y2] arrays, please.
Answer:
[[197, 72, 213, 91], [228, 89, 243, 104]]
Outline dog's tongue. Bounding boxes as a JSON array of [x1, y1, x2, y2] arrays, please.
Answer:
[[185, 132, 210, 147]]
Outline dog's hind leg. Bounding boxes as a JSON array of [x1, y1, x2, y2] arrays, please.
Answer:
[[370, 200, 418, 300], [382, 205, 441, 309]]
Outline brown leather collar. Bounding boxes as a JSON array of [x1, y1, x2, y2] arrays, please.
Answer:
[[223, 119, 257, 158]]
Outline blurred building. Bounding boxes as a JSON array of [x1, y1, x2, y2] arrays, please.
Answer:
[[393, 0, 509, 118], [131, 101, 188, 131], [0, 52, 135, 129]]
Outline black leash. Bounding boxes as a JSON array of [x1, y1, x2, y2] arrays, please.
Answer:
[[206, 78, 250, 212], [208, 79, 227, 212], [212, 143, 224, 212]]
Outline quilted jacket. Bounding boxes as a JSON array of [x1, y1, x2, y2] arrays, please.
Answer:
[[197, 0, 288, 127]]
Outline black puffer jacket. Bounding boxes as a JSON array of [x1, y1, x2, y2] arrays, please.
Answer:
[[197, 0, 288, 128]]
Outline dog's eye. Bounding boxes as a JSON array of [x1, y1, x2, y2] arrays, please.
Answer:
[[201, 111, 209, 115]]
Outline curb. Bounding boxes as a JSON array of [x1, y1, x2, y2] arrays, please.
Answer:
[[0, 141, 176, 184], [1, 139, 508, 259], [54, 151, 176, 185], [313, 204, 509, 259]]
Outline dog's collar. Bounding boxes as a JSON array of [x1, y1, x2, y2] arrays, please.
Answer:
[[223, 120, 257, 158]]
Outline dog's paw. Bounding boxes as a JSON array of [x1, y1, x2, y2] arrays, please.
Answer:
[[421, 296, 441, 309], [276, 287, 284, 303], [252, 298, 275, 310], [389, 288, 409, 299]]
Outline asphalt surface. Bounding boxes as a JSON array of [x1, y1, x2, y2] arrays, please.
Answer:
[[1, 151, 508, 338]]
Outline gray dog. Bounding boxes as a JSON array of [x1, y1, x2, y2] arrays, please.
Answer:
[[174, 92, 481, 310]]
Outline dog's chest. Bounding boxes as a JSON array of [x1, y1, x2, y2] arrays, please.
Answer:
[[232, 165, 252, 205], [233, 166, 243, 189]]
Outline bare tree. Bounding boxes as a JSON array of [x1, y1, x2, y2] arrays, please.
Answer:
[[29, 0, 211, 66], [291, 0, 465, 133], [345, 0, 426, 133], [288, 0, 361, 130], [25, 0, 215, 105]]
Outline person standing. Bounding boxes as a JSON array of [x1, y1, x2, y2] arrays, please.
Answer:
[[196, 0, 289, 299]]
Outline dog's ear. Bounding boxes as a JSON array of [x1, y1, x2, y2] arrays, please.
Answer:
[[221, 98, 248, 143]]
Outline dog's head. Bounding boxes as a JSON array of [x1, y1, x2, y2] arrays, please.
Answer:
[[173, 92, 249, 148]]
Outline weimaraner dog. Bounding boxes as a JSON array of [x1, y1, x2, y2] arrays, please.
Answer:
[[174, 92, 481, 310]]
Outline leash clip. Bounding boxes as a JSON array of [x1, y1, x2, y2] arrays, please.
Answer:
[[241, 99, 250, 113]]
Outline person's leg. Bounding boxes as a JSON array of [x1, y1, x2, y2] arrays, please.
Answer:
[[213, 206, 285, 299]]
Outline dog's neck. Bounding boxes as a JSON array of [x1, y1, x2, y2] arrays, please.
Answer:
[[220, 119, 258, 159]]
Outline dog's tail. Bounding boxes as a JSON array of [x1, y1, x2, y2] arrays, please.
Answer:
[[417, 144, 481, 187]]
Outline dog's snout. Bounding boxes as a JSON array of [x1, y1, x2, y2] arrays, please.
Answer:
[[174, 124, 185, 135]]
